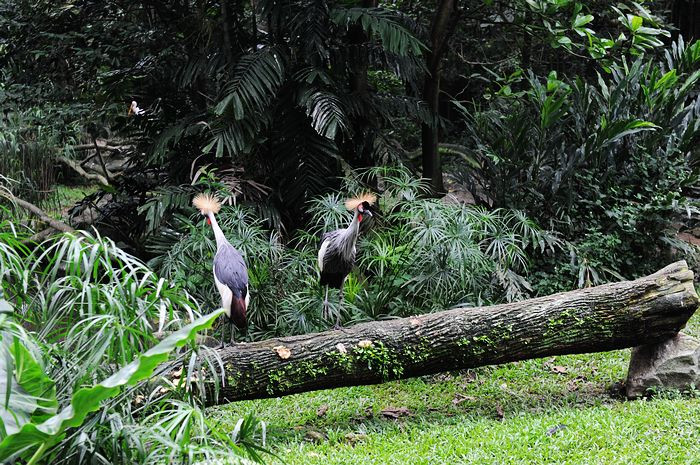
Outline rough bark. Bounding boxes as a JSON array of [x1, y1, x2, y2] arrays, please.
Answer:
[[211, 261, 698, 405], [421, 0, 460, 195]]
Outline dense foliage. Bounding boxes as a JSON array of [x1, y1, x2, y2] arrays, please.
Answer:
[[1, 1, 700, 462], [148, 167, 558, 337], [0, 215, 267, 464], [456, 38, 700, 288], [1, 0, 431, 233]]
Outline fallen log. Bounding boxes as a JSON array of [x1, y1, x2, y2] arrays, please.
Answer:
[[69, 140, 133, 152], [212, 261, 698, 404], [0, 192, 75, 234]]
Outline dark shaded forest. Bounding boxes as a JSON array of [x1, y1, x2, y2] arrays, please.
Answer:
[[1, 1, 699, 463]]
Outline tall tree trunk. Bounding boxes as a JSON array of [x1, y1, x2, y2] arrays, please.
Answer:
[[206, 261, 698, 405], [672, 0, 700, 42], [346, 0, 378, 168], [421, 0, 460, 196]]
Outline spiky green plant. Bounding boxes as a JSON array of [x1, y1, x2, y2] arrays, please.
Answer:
[[150, 166, 560, 338], [0, 213, 268, 464]]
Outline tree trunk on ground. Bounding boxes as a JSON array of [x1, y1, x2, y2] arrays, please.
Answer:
[[421, 0, 460, 196], [210, 261, 698, 405], [0, 192, 75, 233]]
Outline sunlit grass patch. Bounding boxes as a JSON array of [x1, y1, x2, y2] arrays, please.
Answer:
[[210, 313, 700, 464]]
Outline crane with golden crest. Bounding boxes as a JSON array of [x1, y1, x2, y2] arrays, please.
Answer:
[[318, 192, 376, 327], [193, 193, 249, 346]]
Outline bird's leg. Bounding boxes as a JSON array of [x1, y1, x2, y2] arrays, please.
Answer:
[[334, 284, 344, 329], [322, 285, 330, 320], [230, 321, 236, 345], [219, 319, 226, 349]]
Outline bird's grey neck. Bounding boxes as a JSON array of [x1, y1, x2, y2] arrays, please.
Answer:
[[207, 213, 228, 249]]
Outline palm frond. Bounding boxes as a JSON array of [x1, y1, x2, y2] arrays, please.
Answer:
[[215, 48, 286, 120], [298, 89, 351, 139], [331, 7, 426, 57]]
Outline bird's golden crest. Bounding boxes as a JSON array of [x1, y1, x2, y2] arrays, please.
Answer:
[[193, 193, 221, 215], [344, 192, 377, 211]]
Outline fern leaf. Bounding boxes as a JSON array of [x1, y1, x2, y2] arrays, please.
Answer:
[[215, 48, 286, 120]]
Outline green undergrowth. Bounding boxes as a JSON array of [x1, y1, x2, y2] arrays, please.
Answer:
[[209, 312, 700, 464], [45, 183, 99, 218]]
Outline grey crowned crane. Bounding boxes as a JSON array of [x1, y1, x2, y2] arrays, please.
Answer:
[[318, 193, 376, 326], [193, 194, 249, 347]]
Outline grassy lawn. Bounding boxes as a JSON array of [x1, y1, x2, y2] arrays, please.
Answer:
[[210, 313, 700, 465]]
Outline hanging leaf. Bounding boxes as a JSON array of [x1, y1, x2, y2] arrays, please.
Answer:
[[330, 7, 426, 56]]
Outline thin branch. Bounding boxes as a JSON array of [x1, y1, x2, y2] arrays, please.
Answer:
[[56, 156, 110, 186], [92, 136, 112, 183]]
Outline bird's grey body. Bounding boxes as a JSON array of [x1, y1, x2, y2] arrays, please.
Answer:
[[213, 242, 249, 330], [207, 211, 249, 346], [318, 206, 369, 325], [318, 229, 357, 288]]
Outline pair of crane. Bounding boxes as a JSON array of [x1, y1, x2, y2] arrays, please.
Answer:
[[192, 192, 376, 347], [131, 102, 375, 345]]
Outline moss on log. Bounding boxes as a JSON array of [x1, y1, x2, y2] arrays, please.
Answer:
[[211, 261, 698, 404]]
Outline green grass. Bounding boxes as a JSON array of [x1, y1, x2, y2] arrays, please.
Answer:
[[210, 314, 700, 465], [44, 183, 99, 218]]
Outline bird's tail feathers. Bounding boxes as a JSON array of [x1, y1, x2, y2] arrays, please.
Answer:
[[230, 297, 247, 330]]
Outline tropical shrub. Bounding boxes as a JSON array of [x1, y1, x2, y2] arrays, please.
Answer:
[[0, 215, 267, 464], [456, 38, 700, 287], [150, 166, 560, 338]]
